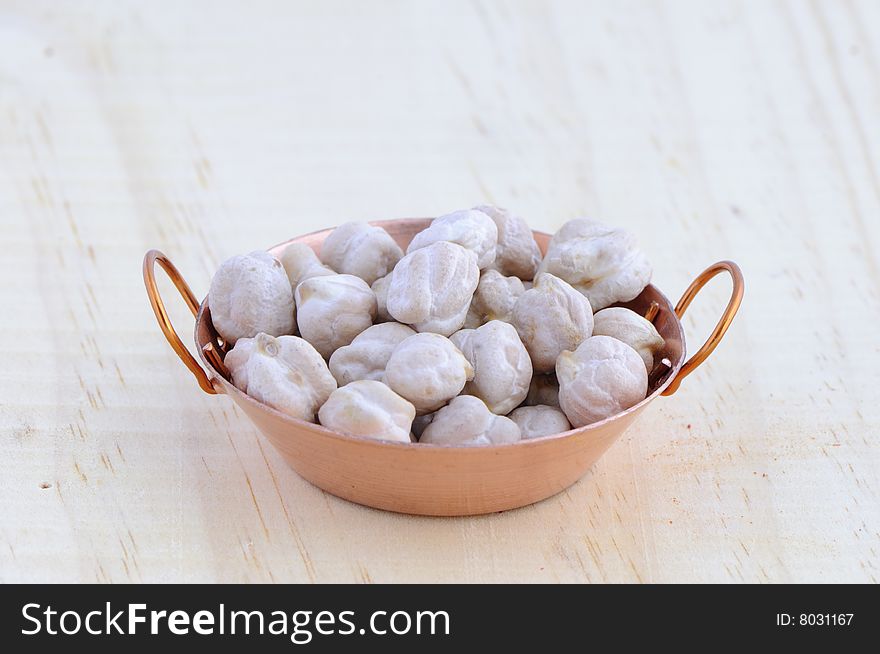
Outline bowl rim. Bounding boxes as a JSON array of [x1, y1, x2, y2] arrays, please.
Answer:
[[195, 220, 686, 452]]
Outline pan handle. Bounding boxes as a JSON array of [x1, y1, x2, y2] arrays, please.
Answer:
[[661, 260, 744, 396], [143, 250, 219, 395]]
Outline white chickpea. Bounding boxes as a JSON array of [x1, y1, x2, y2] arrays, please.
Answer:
[[370, 273, 393, 323], [450, 320, 532, 415], [208, 251, 295, 344], [328, 322, 416, 386], [475, 205, 542, 280], [319, 221, 404, 285], [524, 373, 560, 408], [411, 412, 436, 439], [511, 272, 594, 373], [279, 242, 335, 290], [318, 380, 415, 443], [386, 241, 479, 336], [556, 335, 648, 428], [384, 333, 474, 414], [224, 333, 336, 422], [464, 269, 525, 329], [508, 405, 571, 439], [420, 396, 521, 446], [406, 208, 498, 269], [538, 218, 652, 311], [592, 307, 665, 371], [295, 274, 377, 358]]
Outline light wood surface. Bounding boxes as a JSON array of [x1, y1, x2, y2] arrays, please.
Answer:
[[1, 0, 877, 583]]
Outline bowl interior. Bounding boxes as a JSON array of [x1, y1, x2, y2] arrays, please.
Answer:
[[195, 218, 685, 440]]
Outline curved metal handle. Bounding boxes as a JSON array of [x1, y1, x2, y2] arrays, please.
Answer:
[[661, 260, 744, 396], [143, 250, 218, 395]]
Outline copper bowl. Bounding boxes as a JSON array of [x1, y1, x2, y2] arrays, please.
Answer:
[[143, 219, 743, 516]]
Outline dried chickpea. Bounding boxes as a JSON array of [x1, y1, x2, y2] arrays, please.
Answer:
[[279, 242, 335, 290], [538, 218, 651, 311], [224, 333, 336, 422], [411, 412, 436, 439], [318, 380, 415, 443], [295, 274, 377, 358], [508, 405, 571, 439], [386, 241, 479, 336], [464, 269, 525, 329], [475, 205, 541, 280], [556, 335, 648, 427], [328, 322, 416, 386], [512, 272, 594, 373], [420, 396, 521, 446], [208, 251, 295, 344], [524, 373, 560, 408], [370, 273, 393, 323], [406, 208, 498, 269], [384, 333, 474, 414], [592, 307, 664, 371], [450, 320, 532, 415], [320, 221, 403, 285]]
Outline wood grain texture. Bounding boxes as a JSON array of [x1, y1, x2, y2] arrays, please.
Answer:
[[1, 0, 877, 583]]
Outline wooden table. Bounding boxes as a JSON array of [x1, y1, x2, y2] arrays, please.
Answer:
[[2, 0, 878, 583]]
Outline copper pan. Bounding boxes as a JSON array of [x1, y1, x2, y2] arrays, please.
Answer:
[[143, 219, 744, 516]]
